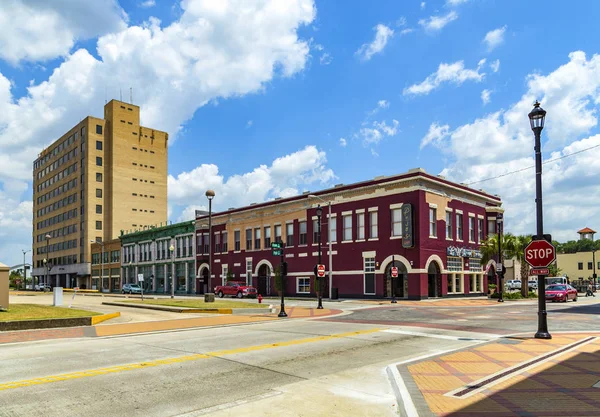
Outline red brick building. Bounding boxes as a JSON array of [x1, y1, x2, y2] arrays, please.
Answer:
[[195, 168, 503, 300]]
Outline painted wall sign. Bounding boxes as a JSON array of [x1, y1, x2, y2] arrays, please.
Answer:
[[402, 204, 414, 248], [447, 246, 482, 259]]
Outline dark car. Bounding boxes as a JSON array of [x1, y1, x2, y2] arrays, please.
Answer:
[[545, 284, 577, 302]]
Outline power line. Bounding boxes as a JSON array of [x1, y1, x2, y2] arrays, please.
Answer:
[[466, 142, 600, 186]]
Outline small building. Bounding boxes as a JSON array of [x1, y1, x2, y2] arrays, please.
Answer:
[[120, 221, 196, 294], [90, 239, 121, 291], [195, 168, 504, 300], [557, 227, 598, 284]]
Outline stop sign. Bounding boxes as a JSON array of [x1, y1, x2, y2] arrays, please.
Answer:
[[525, 240, 556, 268]]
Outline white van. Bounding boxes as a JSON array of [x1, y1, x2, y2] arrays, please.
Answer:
[[505, 280, 522, 290], [546, 277, 567, 286]]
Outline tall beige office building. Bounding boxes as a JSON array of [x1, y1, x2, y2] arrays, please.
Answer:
[[32, 100, 168, 289]]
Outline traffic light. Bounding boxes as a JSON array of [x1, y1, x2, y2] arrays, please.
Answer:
[[281, 262, 288, 276]]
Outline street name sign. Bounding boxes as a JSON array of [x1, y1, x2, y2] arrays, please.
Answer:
[[524, 240, 556, 268], [271, 242, 283, 256]]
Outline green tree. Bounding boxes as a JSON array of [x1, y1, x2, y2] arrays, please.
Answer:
[[273, 265, 282, 294], [547, 262, 562, 277], [9, 270, 23, 289], [226, 268, 233, 281], [511, 234, 533, 297]]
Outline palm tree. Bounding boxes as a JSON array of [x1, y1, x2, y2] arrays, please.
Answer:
[[480, 232, 515, 292], [512, 235, 533, 297]]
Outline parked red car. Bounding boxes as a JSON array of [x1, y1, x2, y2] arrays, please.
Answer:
[[214, 281, 257, 299], [545, 284, 578, 302]]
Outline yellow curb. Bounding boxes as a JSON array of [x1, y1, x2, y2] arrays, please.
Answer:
[[91, 312, 121, 325], [63, 289, 100, 293]]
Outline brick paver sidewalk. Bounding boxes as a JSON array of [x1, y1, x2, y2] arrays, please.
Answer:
[[402, 332, 600, 416]]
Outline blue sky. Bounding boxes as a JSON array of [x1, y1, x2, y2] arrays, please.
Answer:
[[1, 0, 600, 267]]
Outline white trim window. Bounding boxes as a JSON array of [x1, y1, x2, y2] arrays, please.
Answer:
[[343, 214, 352, 241], [297, 277, 310, 294], [469, 217, 475, 242], [446, 211, 453, 240], [456, 214, 463, 241], [286, 223, 294, 247], [447, 256, 463, 272], [391, 208, 402, 237], [274, 224, 282, 243], [357, 213, 365, 240], [264, 226, 271, 247], [254, 228, 261, 250], [429, 207, 437, 237], [364, 257, 376, 295], [478, 218, 484, 242], [222, 264, 228, 286], [299, 221, 307, 245], [328, 217, 337, 243], [245, 259, 252, 285], [487, 219, 496, 236], [369, 211, 378, 239]]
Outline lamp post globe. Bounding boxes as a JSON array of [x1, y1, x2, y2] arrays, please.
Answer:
[[528, 101, 546, 131], [205, 190, 215, 200]]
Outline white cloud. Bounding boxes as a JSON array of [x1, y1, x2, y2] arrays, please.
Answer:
[[140, 0, 156, 7], [246, 120, 253, 128], [169, 145, 335, 214], [400, 28, 415, 35], [396, 17, 407, 27], [359, 120, 399, 145], [377, 100, 390, 109], [421, 2, 426, 9], [404, 59, 485, 96], [355, 24, 394, 61], [481, 89, 492, 105], [490, 59, 500, 73], [371, 148, 379, 157], [0, 0, 316, 184], [446, 0, 469, 5], [420, 122, 450, 149], [418, 11, 458, 33], [319, 53, 333, 65], [421, 51, 600, 240], [339, 138, 347, 147], [0, 0, 128, 65], [314, 43, 324, 51], [483, 26, 507, 51]]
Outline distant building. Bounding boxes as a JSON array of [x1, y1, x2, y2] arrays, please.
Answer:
[[557, 227, 598, 283], [32, 100, 168, 290], [195, 168, 504, 300]]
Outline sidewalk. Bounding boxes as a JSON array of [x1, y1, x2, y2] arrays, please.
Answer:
[[397, 332, 600, 416], [0, 307, 341, 344]]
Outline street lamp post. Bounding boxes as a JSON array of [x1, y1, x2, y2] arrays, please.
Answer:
[[497, 215, 504, 303], [169, 243, 175, 298], [206, 190, 215, 294], [44, 234, 51, 286], [592, 231, 597, 288], [529, 101, 551, 340], [22, 249, 31, 290], [316, 205, 324, 309], [308, 195, 333, 300]]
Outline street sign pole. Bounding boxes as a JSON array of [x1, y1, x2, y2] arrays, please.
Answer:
[[391, 255, 397, 304]]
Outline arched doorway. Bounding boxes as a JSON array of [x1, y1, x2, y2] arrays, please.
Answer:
[[487, 265, 496, 290], [428, 262, 442, 297], [196, 266, 208, 295], [384, 261, 408, 298], [257, 264, 271, 296]]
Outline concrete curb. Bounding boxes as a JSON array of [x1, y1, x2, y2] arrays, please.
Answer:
[[101, 301, 274, 315], [91, 312, 121, 325]]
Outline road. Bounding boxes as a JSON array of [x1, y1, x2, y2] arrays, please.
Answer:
[[2, 295, 600, 416]]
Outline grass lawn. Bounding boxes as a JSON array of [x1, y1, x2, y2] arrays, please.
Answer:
[[122, 299, 268, 309], [0, 304, 101, 321]]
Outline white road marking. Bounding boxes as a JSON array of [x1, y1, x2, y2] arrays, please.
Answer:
[[383, 329, 496, 341]]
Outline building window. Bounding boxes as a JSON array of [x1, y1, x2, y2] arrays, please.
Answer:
[[578, 262, 583, 270], [429, 208, 437, 237], [96, 221, 102, 230], [364, 257, 376, 295], [246, 229, 252, 251], [96, 141, 103, 151], [96, 157, 102, 166], [469, 217, 475, 242], [299, 221, 307, 245], [370, 211, 378, 239], [328, 217, 337, 243], [246, 259, 252, 285], [456, 214, 463, 241], [264, 226, 271, 247], [222, 232, 228, 252], [312, 219, 319, 244], [254, 228, 261, 250], [215, 233, 221, 253], [274, 225, 282, 243], [447, 257, 463, 272], [96, 173, 102, 182], [487, 219, 496, 235], [343, 214, 352, 241], [391, 209, 402, 237], [446, 211, 452, 239], [478, 218, 484, 242], [203, 233, 209, 254], [588, 262, 593, 270], [286, 223, 294, 247], [96, 204, 102, 214], [234, 230, 241, 251], [357, 213, 365, 240], [297, 277, 310, 294], [96, 124, 102, 135], [469, 258, 482, 271]]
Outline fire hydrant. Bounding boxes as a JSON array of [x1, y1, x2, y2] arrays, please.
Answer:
[[258, 294, 263, 304]]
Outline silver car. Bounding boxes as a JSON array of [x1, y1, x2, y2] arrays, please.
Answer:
[[122, 284, 142, 294]]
